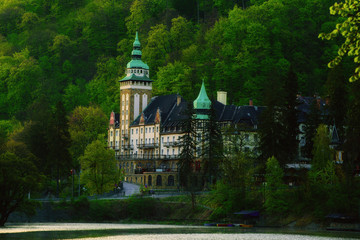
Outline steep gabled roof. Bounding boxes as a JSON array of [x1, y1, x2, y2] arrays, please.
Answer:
[[131, 94, 186, 126]]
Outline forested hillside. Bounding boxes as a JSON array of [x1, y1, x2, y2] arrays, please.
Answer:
[[0, 0, 350, 120], [2, 0, 360, 225]]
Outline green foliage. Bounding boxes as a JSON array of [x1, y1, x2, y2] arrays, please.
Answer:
[[79, 139, 119, 195], [143, 24, 170, 71], [311, 124, 333, 172], [0, 151, 43, 226], [154, 61, 192, 97], [264, 156, 289, 216], [319, 0, 360, 82], [68, 105, 108, 165]]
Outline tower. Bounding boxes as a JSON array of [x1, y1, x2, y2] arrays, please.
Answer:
[[193, 80, 211, 120], [119, 32, 153, 154]]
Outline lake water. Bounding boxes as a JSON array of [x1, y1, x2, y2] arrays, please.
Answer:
[[0, 223, 358, 240]]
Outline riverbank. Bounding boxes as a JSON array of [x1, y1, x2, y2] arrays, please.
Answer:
[[6, 196, 360, 236]]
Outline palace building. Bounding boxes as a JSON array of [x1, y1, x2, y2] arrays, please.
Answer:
[[108, 32, 344, 189], [108, 32, 264, 189]]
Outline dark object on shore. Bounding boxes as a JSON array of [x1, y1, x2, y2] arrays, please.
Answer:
[[325, 213, 355, 222], [234, 210, 260, 217]]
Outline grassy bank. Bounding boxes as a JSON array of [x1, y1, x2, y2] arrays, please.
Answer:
[[52, 195, 212, 223]]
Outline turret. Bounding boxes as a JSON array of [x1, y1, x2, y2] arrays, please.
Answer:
[[193, 80, 211, 119]]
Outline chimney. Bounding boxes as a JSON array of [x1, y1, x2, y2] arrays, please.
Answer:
[[217, 91, 227, 105], [177, 95, 181, 106], [109, 111, 115, 125], [325, 96, 330, 105], [316, 96, 321, 108], [249, 99, 253, 106]]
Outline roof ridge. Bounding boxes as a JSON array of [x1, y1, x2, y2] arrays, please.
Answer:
[[162, 96, 177, 125]]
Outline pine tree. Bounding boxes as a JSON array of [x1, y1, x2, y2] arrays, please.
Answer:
[[202, 103, 223, 185], [178, 102, 198, 209], [326, 65, 348, 139], [259, 70, 287, 167], [283, 66, 299, 163], [303, 99, 321, 159], [344, 81, 360, 181], [47, 101, 72, 196]]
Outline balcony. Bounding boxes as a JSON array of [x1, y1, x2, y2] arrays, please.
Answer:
[[122, 133, 129, 139], [116, 154, 180, 161], [163, 141, 179, 147], [134, 168, 178, 174], [137, 143, 159, 149], [122, 144, 133, 150]]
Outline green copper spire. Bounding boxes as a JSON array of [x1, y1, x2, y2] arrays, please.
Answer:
[[120, 32, 151, 82], [194, 79, 211, 110], [193, 80, 211, 119], [133, 31, 141, 48], [124, 31, 149, 70]]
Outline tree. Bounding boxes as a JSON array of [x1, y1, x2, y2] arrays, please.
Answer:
[[264, 156, 288, 215], [303, 98, 321, 159], [202, 105, 224, 185], [142, 24, 170, 71], [307, 124, 339, 216], [178, 103, 198, 209], [0, 151, 42, 226], [258, 62, 288, 167], [325, 65, 348, 139], [47, 101, 72, 196], [79, 139, 119, 195], [68, 105, 108, 168], [154, 61, 192, 97], [344, 81, 360, 178], [319, 0, 360, 82]]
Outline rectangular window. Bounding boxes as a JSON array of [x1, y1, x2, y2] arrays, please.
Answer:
[[141, 128, 143, 134], [167, 136, 169, 142], [136, 129, 138, 134], [131, 129, 134, 134], [156, 126, 159, 132], [145, 128, 147, 133], [116, 130, 119, 136], [152, 127, 154, 132], [110, 131, 113, 137], [172, 136, 175, 142]]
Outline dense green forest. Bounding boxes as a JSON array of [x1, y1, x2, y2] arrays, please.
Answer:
[[0, 0, 352, 119], [1, 0, 360, 226]]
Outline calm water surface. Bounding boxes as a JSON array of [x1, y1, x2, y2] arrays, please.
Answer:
[[1, 223, 358, 240]]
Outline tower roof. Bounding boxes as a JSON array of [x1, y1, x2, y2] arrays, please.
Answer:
[[126, 31, 149, 70], [193, 80, 211, 110], [133, 31, 141, 47]]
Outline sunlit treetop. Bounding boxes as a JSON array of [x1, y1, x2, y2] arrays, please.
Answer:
[[319, 0, 360, 82]]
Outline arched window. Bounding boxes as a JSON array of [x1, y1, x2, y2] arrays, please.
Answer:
[[156, 175, 162, 186], [148, 175, 152, 186], [168, 175, 174, 186]]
